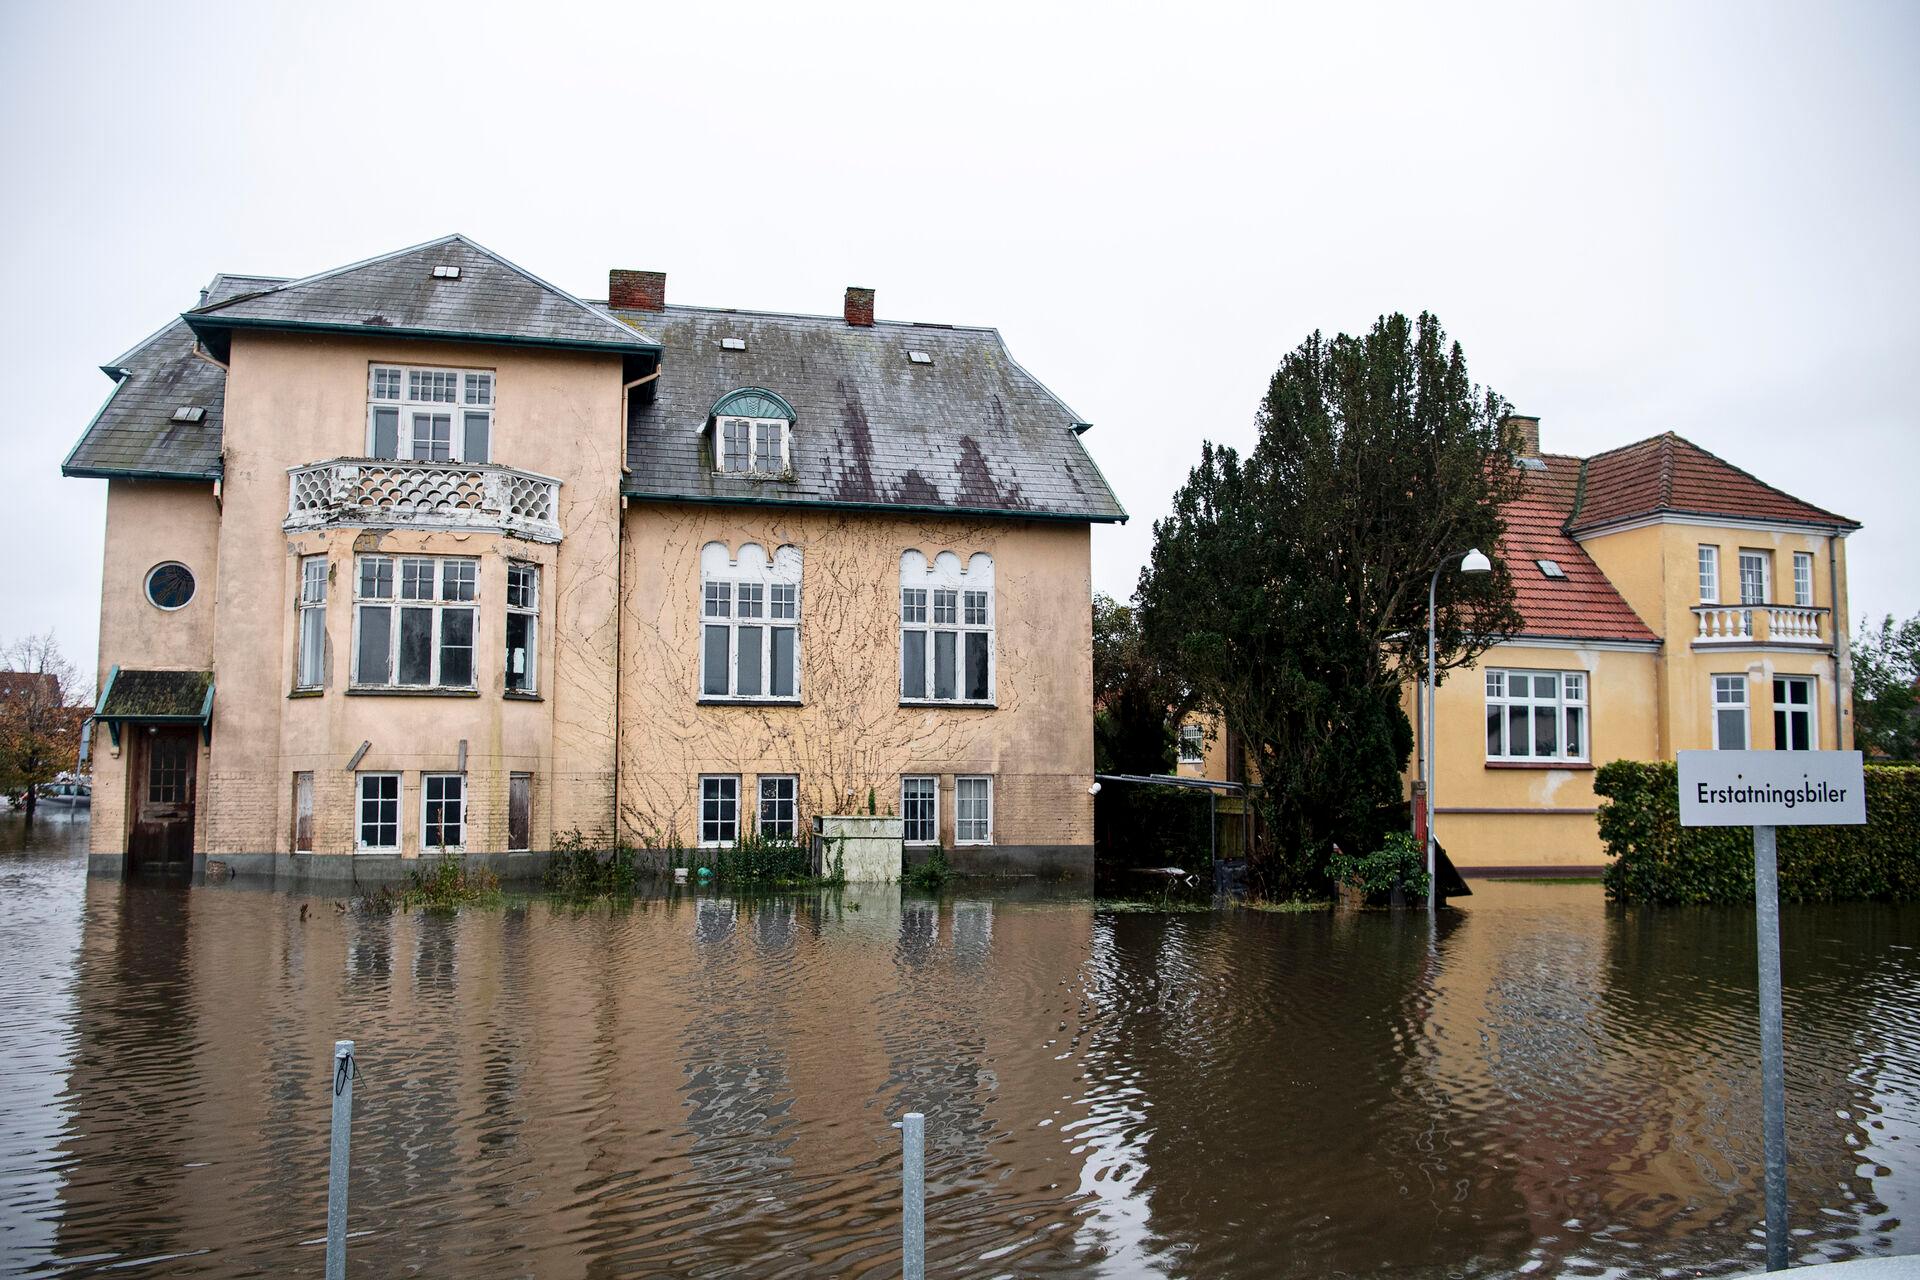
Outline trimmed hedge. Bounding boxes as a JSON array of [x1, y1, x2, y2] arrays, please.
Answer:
[[1596, 760, 1920, 905]]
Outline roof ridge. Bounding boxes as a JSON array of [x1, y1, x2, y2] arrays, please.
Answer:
[[607, 301, 1003, 334], [189, 233, 464, 316], [1658, 432, 1676, 511], [1567, 456, 1590, 531]]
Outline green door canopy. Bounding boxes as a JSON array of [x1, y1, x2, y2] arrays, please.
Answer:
[[94, 667, 215, 747]]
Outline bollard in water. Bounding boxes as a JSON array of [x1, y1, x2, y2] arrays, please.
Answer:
[[899, 1112, 925, 1280], [326, 1040, 354, 1280]]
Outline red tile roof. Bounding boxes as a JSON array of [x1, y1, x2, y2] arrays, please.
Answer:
[[1569, 432, 1857, 534], [1499, 466, 1658, 644]]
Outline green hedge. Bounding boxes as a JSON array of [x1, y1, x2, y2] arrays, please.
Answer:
[[1596, 760, 1920, 905]]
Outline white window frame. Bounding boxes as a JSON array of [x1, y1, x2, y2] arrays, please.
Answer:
[[367, 363, 494, 463], [356, 772, 401, 851], [902, 775, 939, 845], [1713, 674, 1750, 749], [700, 775, 740, 847], [757, 775, 798, 839], [712, 415, 789, 475], [1772, 675, 1817, 752], [1484, 669, 1589, 762], [1178, 724, 1205, 764], [899, 551, 996, 706], [351, 554, 479, 690], [1792, 552, 1814, 608], [421, 772, 466, 851], [1738, 549, 1771, 606], [698, 544, 801, 703], [505, 562, 539, 695], [297, 555, 327, 690], [955, 775, 993, 845], [1697, 545, 1719, 604]]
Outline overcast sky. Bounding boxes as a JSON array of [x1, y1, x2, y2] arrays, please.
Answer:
[[4, 1, 1915, 679]]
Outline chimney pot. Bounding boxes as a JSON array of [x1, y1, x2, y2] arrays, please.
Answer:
[[844, 286, 875, 327], [609, 269, 666, 312], [1502, 413, 1541, 458]]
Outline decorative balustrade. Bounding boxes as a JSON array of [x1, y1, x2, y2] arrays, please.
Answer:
[[1692, 603, 1827, 646], [285, 459, 562, 543]]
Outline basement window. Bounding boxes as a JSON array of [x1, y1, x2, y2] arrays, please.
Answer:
[[1536, 559, 1567, 579]]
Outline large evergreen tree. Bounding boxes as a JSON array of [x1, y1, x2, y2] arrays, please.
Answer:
[[1852, 611, 1920, 760], [1136, 312, 1521, 894]]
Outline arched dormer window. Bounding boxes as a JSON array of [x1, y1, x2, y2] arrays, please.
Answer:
[[709, 387, 796, 476]]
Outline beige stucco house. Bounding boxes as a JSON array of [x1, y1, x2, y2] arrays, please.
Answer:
[[66, 236, 1124, 881]]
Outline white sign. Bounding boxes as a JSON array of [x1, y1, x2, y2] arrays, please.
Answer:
[[1678, 750, 1866, 827]]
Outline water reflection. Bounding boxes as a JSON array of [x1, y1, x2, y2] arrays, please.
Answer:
[[1, 820, 1916, 1278]]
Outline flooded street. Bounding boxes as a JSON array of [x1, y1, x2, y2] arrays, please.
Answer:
[[2, 817, 1917, 1278]]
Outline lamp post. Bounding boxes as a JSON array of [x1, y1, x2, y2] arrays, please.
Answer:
[[1425, 547, 1493, 913]]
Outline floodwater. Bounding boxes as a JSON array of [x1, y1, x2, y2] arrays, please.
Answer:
[[1, 818, 1917, 1279]]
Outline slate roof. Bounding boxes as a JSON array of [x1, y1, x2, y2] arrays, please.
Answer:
[[97, 668, 213, 720], [613, 305, 1126, 523], [63, 274, 283, 480], [1569, 432, 1858, 533], [186, 234, 657, 358], [1500, 461, 1658, 645]]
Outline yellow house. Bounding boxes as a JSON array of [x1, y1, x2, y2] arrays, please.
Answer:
[[1172, 415, 1858, 872], [64, 236, 1124, 882], [1422, 415, 1857, 870]]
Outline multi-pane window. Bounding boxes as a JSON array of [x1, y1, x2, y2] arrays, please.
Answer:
[[714, 416, 786, 474], [1484, 670, 1588, 761], [1738, 550, 1770, 606], [955, 776, 992, 844], [700, 775, 739, 846], [1793, 552, 1814, 607], [506, 563, 539, 693], [148, 736, 190, 803], [901, 585, 993, 702], [422, 773, 465, 849], [1713, 675, 1749, 749], [1179, 725, 1204, 763], [358, 773, 400, 850], [297, 556, 327, 689], [902, 776, 938, 844], [368, 364, 493, 463], [353, 555, 477, 689], [758, 775, 797, 839], [1698, 545, 1719, 603], [1773, 676, 1815, 751], [701, 577, 799, 700]]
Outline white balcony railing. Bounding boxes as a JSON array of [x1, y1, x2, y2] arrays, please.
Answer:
[[285, 458, 562, 543], [1692, 604, 1827, 646]]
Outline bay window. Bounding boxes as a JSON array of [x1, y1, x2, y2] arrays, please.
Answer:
[[1484, 669, 1587, 762], [368, 364, 493, 463], [353, 555, 477, 690]]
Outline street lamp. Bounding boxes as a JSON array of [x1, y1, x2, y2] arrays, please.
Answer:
[[1425, 548, 1493, 913]]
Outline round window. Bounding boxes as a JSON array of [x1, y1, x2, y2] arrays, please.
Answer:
[[145, 562, 196, 610]]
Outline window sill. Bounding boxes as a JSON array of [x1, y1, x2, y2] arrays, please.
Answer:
[[288, 688, 324, 700], [698, 697, 803, 707], [955, 839, 993, 847], [503, 690, 544, 702], [900, 699, 997, 710], [346, 686, 482, 698], [1484, 760, 1594, 771]]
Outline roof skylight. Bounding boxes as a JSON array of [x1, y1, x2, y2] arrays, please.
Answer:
[[430, 265, 461, 279], [908, 350, 932, 365], [720, 337, 747, 351], [1517, 456, 1547, 471], [170, 406, 207, 423], [1537, 559, 1567, 579]]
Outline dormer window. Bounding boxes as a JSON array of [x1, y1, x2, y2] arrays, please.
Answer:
[[708, 387, 797, 478]]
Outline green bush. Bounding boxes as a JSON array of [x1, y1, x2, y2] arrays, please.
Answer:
[[544, 828, 641, 897], [905, 845, 951, 892], [394, 853, 502, 912], [1596, 760, 1920, 905], [1327, 830, 1430, 902], [668, 832, 834, 886]]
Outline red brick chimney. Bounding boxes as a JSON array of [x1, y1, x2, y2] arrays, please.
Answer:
[[609, 269, 666, 311], [844, 286, 875, 327], [1502, 413, 1541, 458]]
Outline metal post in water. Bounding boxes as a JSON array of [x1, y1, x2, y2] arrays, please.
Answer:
[[327, 1039, 354, 1280], [900, 1111, 925, 1280], [1753, 826, 1789, 1271]]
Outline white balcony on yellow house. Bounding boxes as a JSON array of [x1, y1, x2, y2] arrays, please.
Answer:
[[1691, 603, 1829, 647], [285, 457, 563, 543]]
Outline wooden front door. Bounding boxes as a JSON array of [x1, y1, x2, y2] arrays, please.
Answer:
[[129, 727, 197, 870]]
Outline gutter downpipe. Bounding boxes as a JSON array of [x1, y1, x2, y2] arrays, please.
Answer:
[[612, 362, 661, 841]]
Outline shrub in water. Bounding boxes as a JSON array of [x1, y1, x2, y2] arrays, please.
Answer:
[[1327, 831, 1429, 903], [905, 845, 951, 892]]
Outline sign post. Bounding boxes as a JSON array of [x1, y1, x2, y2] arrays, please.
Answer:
[[1677, 750, 1865, 1273]]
